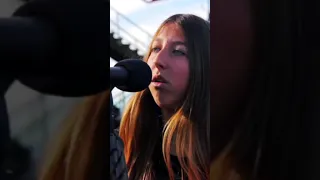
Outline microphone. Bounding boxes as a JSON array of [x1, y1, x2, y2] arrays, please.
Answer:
[[16, 59, 151, 97], [111, 59, 152, 92], [0, 0, 109, 74], [0, 1, 129, 179]]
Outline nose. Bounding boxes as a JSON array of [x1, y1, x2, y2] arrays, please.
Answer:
[[153, 49, 168, 69]]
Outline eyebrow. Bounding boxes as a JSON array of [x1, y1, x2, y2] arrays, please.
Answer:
[[153, 38, 186, 46]]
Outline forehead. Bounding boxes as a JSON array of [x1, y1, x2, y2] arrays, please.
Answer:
[[154, 23, 185, 42]]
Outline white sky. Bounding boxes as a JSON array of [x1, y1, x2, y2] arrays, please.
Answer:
[[110, 0, 210, 108], [110, 0, 210, 65]]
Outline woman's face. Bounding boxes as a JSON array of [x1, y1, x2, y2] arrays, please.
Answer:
[[212, 0, 254, 119], [147, 23, 189, 110]]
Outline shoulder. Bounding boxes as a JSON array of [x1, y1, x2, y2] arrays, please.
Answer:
[[111, 128, 124, 149]]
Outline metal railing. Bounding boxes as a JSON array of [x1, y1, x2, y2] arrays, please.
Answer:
[[110, 6, 153, 56], [110, 6, 151, 113]]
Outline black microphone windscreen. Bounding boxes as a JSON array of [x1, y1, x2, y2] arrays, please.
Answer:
[[13, 0, 109, 65], [16, 59, 150, 97], [11, 0, 110, 97], [17, 72, 109, 97], [115, 59, 151, 92]]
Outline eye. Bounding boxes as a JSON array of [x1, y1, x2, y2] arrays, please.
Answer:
[[173, 49, 186, 56], [151, 47, 161, 53]]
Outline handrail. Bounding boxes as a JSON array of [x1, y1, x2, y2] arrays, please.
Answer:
[[110, 5, 151, 111], [110, 5, 153, 55], [110, 6, 153, 38], [110, 20, 149, 54]]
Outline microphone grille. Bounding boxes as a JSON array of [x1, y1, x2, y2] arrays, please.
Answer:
[[115, 59, 152, 92]]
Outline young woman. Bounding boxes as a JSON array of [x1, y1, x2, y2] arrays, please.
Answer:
[[119, 14, 210, 180], [39, 14, 209, 180]]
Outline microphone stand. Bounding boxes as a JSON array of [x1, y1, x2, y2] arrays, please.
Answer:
[[110, 87, 128, 180]]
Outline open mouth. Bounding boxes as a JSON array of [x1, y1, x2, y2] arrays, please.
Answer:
[[151, 75, 168, 88], [152, 75, 168, 83]]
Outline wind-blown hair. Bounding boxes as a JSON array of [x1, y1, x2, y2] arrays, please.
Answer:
[[210, 0, 318, 179], [119, 14, 210, 180]]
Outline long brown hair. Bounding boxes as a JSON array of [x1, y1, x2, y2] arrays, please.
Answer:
[[210, 0, 312, 179], [39, 91, 110, 180], [119, 14, 210, 180]]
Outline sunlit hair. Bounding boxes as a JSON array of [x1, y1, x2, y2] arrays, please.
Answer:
[[39, 91, 110, 180], [119, 14, 210, 180]]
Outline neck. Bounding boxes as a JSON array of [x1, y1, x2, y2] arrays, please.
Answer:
[[161, 109, 174, 123], [161, 108, 179, 156]]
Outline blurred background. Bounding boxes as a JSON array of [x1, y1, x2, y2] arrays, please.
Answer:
[[0, 0, 209, 179]]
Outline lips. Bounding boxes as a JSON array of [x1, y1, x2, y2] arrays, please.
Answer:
[[151, 75, 168, 83], [151, 75, 168, 88]]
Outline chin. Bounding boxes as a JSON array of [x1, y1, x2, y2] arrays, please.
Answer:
[[150, 90, 175, 109], [154, 99, 169, 109], [154, 101, 165, 108]]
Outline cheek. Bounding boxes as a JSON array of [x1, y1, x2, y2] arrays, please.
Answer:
[[147, 57, 153, 68], [171, 60, 189, 94], [149, 59, 189, 108]]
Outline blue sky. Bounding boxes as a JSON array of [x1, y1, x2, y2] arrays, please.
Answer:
[[110, 0, 210, 107]]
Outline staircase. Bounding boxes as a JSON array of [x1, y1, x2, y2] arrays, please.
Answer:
[[110, 6, 153, 61], [110, 5, 153, 111]]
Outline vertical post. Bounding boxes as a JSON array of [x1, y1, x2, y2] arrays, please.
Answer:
[[110, 90, 114, 132]]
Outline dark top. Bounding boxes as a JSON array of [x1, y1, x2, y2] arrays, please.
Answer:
[[114, 114, 185, 180], [151, 115, 185, 180], [153, 154, 184, 180]]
